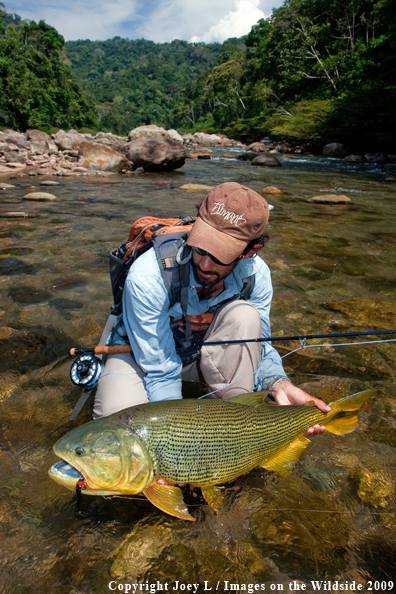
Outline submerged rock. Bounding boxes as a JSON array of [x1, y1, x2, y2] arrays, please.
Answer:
[[23, 192, 58, 201], [261, 186, 289, 195], [252, 154, 281, 167], [178, 183, 213, 192], [309, 194, 352, 204]]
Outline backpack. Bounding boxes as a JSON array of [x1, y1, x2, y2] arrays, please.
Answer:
[[110, 215, 196, 317]]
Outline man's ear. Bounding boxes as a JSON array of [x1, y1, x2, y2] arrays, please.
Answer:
[[242, 244, 262, 259]]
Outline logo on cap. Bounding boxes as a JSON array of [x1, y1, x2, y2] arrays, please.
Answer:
[[211, 202, 247, 227]]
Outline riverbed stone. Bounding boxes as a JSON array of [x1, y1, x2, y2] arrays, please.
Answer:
[[23, 192, 58, 201], [123, 137, 186, 172], [77, 142, 131, 172], [322, 142, 347, 158], [252, 154, 281, 167], [0, 183, 16, 189], [40, 180, 60, 186], [178, 183, 213, 192], [364, 152, 389, 164], [236, 152, 260, 161], [261, 185, 289, 195], [186, 147, 212, 159], [246, 142, 267, 152], [191, 132, 224, 146], [309, 194, 352, 204], [344, 154, 366, 162]]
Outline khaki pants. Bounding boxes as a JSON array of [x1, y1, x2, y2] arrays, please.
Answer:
[[93, 301, 262, 418]]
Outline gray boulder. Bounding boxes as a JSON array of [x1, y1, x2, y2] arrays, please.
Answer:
[[53, 129, 85, 151], [123, 137, 186, 172], [252, 154, 281, 167], [236, 152, 259, 162], [364, 153, 389, 164], [322, 143, 347, 158], [246, 142, 267, 152], [78, 142, 131, 172], [344, 154, 366, 163]]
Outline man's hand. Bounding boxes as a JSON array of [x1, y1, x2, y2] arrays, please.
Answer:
[[270, 379, 331, 436]]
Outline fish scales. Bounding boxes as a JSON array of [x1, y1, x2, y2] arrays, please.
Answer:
[[121, 399, 329, 485]]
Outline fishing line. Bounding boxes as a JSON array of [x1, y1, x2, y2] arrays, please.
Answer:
[[198, 337, 396, 399]]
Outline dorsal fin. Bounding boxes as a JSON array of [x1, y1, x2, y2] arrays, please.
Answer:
[[228, 391, 269, 407]]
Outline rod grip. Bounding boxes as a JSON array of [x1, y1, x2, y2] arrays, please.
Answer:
[[69, 345, 132, 356]]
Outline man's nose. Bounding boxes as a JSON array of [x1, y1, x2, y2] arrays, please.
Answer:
[[199, 254, 215, 270]]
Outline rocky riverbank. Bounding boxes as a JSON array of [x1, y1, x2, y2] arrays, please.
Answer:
[[1, 125, 395, 179]]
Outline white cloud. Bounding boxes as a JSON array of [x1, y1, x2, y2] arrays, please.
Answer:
[[190, 0, 266, 43], [13, 0, 139, 41], [12, 0, 284, 42]]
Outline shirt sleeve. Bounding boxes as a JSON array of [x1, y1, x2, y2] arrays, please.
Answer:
[[122, 250, 182, 402], [248, 259, 290, 391]]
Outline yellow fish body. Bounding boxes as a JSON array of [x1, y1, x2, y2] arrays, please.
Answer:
[[49, 389, 377, 520]]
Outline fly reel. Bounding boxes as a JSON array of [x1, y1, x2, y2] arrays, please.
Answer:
[[70, 353, 103, 390]]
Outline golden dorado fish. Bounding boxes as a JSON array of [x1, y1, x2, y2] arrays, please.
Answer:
[[49, 389, 377, 521]]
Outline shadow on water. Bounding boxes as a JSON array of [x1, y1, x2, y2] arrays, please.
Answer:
[[0, 155, 396, 592]]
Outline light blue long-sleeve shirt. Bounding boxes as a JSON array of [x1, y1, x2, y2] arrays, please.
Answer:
[[117, 247, 289, 402]]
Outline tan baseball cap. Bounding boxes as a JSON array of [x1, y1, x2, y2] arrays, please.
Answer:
[[187, 182, 269, 264]]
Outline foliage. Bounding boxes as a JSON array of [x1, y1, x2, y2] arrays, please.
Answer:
[[0, 9, 97, 131], [65, 37, 233, 135]]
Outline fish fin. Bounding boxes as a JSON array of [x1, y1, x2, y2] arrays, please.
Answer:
[[142, 482, 195, 522], [329, 388, 378, 412], [260, 436, 311, 477], [201, 485, 224, 512], [228, 391, 268, 407], [325, 414, 359, 435]]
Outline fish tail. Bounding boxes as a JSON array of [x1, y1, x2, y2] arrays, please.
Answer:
[[325, 388, 378, 435]]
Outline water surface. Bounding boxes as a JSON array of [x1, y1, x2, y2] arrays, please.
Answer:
[[1, 153, 395, 592]]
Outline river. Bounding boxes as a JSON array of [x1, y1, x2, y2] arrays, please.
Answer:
[[0, 151, 395, 593]]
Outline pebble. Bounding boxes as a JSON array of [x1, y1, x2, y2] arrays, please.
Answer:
[[40, 181, 60, 186], [309, 194, 352, 204], [23, 192, 58, 201], [0, 183, 16, 189]]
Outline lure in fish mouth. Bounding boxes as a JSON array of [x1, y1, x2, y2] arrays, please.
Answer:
[[49, 388, 378, 521]]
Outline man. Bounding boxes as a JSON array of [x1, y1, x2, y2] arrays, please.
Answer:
[[93, 182, 330, 432]]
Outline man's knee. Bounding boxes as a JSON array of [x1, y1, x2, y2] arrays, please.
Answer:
[[211, 301, 262, 337]]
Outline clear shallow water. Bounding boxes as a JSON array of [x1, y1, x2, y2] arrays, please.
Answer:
[[0, 155, 396, 593]]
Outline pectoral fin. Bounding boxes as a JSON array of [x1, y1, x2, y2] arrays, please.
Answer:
[[201, 485, 224, 512], [142, 482, 195, 521], [260, 436, 311, 477]]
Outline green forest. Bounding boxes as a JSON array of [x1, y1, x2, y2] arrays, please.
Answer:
[[1, 0, 395, 149]]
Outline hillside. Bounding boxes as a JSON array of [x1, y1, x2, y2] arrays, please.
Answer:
[[65, 38, 243, 135]]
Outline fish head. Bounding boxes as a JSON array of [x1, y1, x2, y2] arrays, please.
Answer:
[[49, 418, 153, 495]]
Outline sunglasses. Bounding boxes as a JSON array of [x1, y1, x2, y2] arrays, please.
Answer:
[[192, 246, 241, 266]]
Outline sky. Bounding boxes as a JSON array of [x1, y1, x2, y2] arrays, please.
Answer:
[[8, 0, 284, 43]]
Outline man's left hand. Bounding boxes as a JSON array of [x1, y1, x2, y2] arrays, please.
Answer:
[[270, 379, 331, 436]]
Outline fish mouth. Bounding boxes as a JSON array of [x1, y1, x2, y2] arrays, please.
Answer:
[[49, 460, 87, 490]]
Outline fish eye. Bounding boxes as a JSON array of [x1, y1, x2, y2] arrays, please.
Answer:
[[75, 448, 85, 456]]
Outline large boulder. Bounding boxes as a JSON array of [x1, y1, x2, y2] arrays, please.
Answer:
[[53, 129, 85, 151], [3, 130, 30, 150], [166, 129, 184, 143], [191, 132, 224, 146], [246, 142, 267, 152], [322, 143, 347, 158], [78, 142, 131, 172], [123, 137, 186, 172], [128, 125, 168, 141], [252, 154, 281, 167], [27, 130, 58, 155]]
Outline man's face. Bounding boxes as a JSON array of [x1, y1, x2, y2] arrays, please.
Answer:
[[191, 248, 241, 288]]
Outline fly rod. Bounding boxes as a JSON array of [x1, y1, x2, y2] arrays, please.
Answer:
[[69, 329, 396, 356]]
